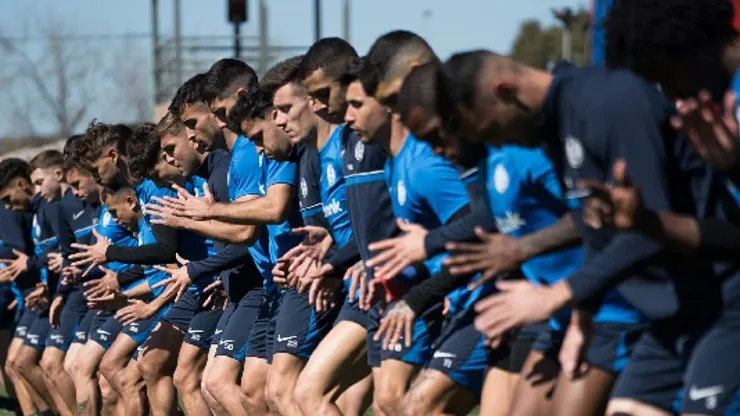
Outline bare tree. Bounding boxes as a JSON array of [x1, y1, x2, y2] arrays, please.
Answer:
[[0, 16, 103, 137], [108, 37, 152, 123]]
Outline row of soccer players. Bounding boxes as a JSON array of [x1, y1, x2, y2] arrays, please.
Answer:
[[2, 1, 740, 415]]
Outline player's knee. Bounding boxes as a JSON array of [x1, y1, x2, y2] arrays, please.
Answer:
[[402, 387, 435, 416], [13, 351, 35, 374], [98, 354, 115, 382], [136, 352, 162, 381], [39, 352, 59, 376], [606, 398, 646, 416], [173, 364, 200, 394], [63, 355, 75, 376], [374, 383, 406, 415]]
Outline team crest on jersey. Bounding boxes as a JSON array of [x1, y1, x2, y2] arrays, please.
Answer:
[[564, 136, 584, 169], [327, 164, 337, 186], [397, 180, 407, 206], [300, 178, 308, 198], [493, 164, 509, 194], [354, 142, 365, 162], [102, 211, 112, 227]]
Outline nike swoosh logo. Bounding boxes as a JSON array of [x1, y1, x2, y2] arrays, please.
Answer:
[[188, 329, 204, 334], [72, 211, 85, 220], [433, 351, 456, 359], [277, 335, 297, 343], [689, 385, 724, 401]]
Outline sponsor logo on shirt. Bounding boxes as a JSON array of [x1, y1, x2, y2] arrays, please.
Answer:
[[327, 164, 337, 186], [323, 199, 344, 217], [397, 180, 407, 206], [495, 211, 526, 234]]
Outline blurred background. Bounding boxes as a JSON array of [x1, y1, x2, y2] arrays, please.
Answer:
[[0, 0, 593, 159]]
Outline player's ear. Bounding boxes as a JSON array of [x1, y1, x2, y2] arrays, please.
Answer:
[[107, 147, 119, 164], [235, 88, 246, 98], [53, 168, 64, 182]]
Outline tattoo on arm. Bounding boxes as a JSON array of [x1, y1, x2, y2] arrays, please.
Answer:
[[519, 213, 581, 259]]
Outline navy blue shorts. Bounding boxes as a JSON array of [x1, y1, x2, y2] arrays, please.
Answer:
[[614, 312, 740, 415], [47, 290, 89, 351], [73, 310, 95, 345], [427, 311, 490, 398], [366, 302, 385, 368], [335, 298, 367, 327], [24, 313, 51, 350], [184, 309, 222, 349], [212, 302, 235, 346], [215, 289, 265, 362], [377, 301, 444, 366], [89, 314, 123, 350], [121, 305, 170, 346], [272, 288, 338, 361], [14, 308, 37, 339], [247, 293, 278, 362], [164, 291, 221, 348]]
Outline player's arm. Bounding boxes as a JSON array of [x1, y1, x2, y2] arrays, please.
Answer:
[[424, 206, 495, 255], [325, 237, 360, 272], [122, 280, 152, 299], [206, 183, 297, 225], [106, 224, 179, 265], [185, 244, 252, 281]]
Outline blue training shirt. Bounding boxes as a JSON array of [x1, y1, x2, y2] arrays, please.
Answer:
[[318, 124, 353, 247]]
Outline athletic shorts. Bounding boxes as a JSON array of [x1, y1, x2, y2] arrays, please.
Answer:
[[14, 308, 37, 339], [212, 302, 236, 346], [121, 305, 171, 346], [73, 310, 95, 345], [215, 288, 266, 362], [427, 310, 492, 398], [613, 311, 740, 415], [376, 301, 444, 366], [164, 290, 221, 349], [0, 289, 16, 330], [532, 321, 643, 375], [366, 302, 385, 368], [24, 312, 51, 350], [246, 293, 278, 361], [89, 313, 123, 350], [271, 288, 338, 361], [335, 298, 367, 327], [46, 290, 89, 351]]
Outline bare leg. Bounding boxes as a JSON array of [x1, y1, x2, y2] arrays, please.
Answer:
[[266, 353, 306, 416], [172, 342, 209, 415], [71, 341, 106, 416], [372, 359, 419, 416], [122, 358, 148, 416], [136, 322, 183, 416], [40, 347, 76, 416], [6, 337, 39, 415], [508, 350, 560, 416], [403, 369, 476, 416], [14, 345, 55, 413], [99, 374, 120, 416], [240, 357, 270, 416], [204, 355, 247, 416]]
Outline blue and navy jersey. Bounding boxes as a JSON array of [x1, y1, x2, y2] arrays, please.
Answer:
[[30, 197, 60, 287], [385, 134, 469, 278], [296, 144, 325, 227], [127, 216, 169, 297], [257, 151, 304, 293], [0, 205, 38, 292], [319, 125, 353, 247], [55, 188, 94, 263], [95, 204, 138, 275], [228, 137, 272, 292], [178, 175, 218, 293], [543, 64, 719, 320]]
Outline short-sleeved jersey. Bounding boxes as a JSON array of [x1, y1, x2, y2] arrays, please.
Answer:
[[296, 144, 325, 227], [385, 134, 470, 277], [178, 175, 218, 293], [31, 197, 59, 286], [228, 137, 272, 291], [319, 125, 353, 247], [95, 204, 138, 275]]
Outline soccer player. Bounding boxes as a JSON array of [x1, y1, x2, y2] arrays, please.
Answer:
[[0, 157, 57, 415]]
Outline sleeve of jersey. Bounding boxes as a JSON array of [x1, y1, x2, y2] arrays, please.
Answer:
[[414, 158, 471, 224], [267, 159, 298, 187], [403, 267, 469, 315], [326, 237, 361, 271], [105, 224, 178, 265], [186, 244, 251, 280], [566, 93, 668, 307], [116, 265, 146, 288], [232, 149, 262, 200], [423, 206, 495, 256]]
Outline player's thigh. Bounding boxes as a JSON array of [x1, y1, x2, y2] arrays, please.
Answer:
[[241, 357, 269, 395], [137, 321, 183, 374], [75, 340, 107, 376], [176, 341, 208, 374], [406, 368, 476, 416], [100, 335, 138, 375], [377, 358, 420, 394], [508, 349, 560, 416], [299, 320, 367, 390]]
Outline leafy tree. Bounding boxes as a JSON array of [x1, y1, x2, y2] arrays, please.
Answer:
[[510, 8, 591, 69]]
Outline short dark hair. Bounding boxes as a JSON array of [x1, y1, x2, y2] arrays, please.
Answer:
[[295, 37, 358, 81], [76, 120, 133, 167], [260, 55, 304, 95], [337, 57, 378, 99], [169, 73, 208, 116], [156, 112, 186, 138], [62, 135, 87, 173], [101, 185, 136, 203], [605, 0, 737, 93], [126, 123, 161, 184], [366, 30, 437, 95], [0, 158, 31, 191], [227, 87, 273, 135], [436, 50, 493, 129], [397, 62, 439, 124], [202, 58, 259, 104], [29, 150, 64, 172]]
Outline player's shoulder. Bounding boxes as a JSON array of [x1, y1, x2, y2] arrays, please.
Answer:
[[574, 67, 672, 118], [230, 137, 259, 167]]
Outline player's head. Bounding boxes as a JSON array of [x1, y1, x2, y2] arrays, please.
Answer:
[[0, 158, 34, 212], [229, 87, 294, 161], [169, 73, 220, 148], [366, 30, 438, 112], [340, 57, 390, 144], [130, 122, 183, 188], [265, 55, 318, 144], [295, 37, 359, 121], [203, 58, 259, 131], [398, 63, 482, 169], [158, 112, 205, 178], [62, 135, 100, 203], [605, 0, 738, 98], [29, 150, 65, 202], [77, 121, 133, 186], [437, 50, 542, 147], [102, 186, 141, 233]]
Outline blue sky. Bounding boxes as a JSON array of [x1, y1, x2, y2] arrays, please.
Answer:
[[0, 0, 584, 137]]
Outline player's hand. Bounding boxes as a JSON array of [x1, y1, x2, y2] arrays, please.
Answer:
[[115, 299, 155, 326], [308, 276, 340, 313], [146, 200, 188, 229], [86, 290, 128, 311], [202, 280, 226, 311], [25, 283, 49, 311], [0, 249, 30, 282], [280, 226, 333, 264], [444, 227, 525, 289], [82, 266, 119, 300], [559, 310, 594, 380], [298, 262, 333, 294], [61, 266, 84, 285], [367, 219, 428, 281], [162, 183, 215, 221], [671, 89, 740, 171], [474, 280, 572, 345], [272, 259, 290, 288], [343, 260, 369, 309], [374, 300, 415, 350], [577, 160, 644, 230], [70, 228, 110, 268], [7, 299, 17, 312], [288, 256, 317, 289], [49, 296, 65, 327], [152, 254, 193, 302], [47, 252, 63, 274]]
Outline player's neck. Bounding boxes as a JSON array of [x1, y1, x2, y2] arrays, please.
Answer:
[[519, 67, 553, 113], [388, 117, 409, 157], [316, 119, 339, 152], [223, 130, 239, 151], [58, 183, 70, 200]]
